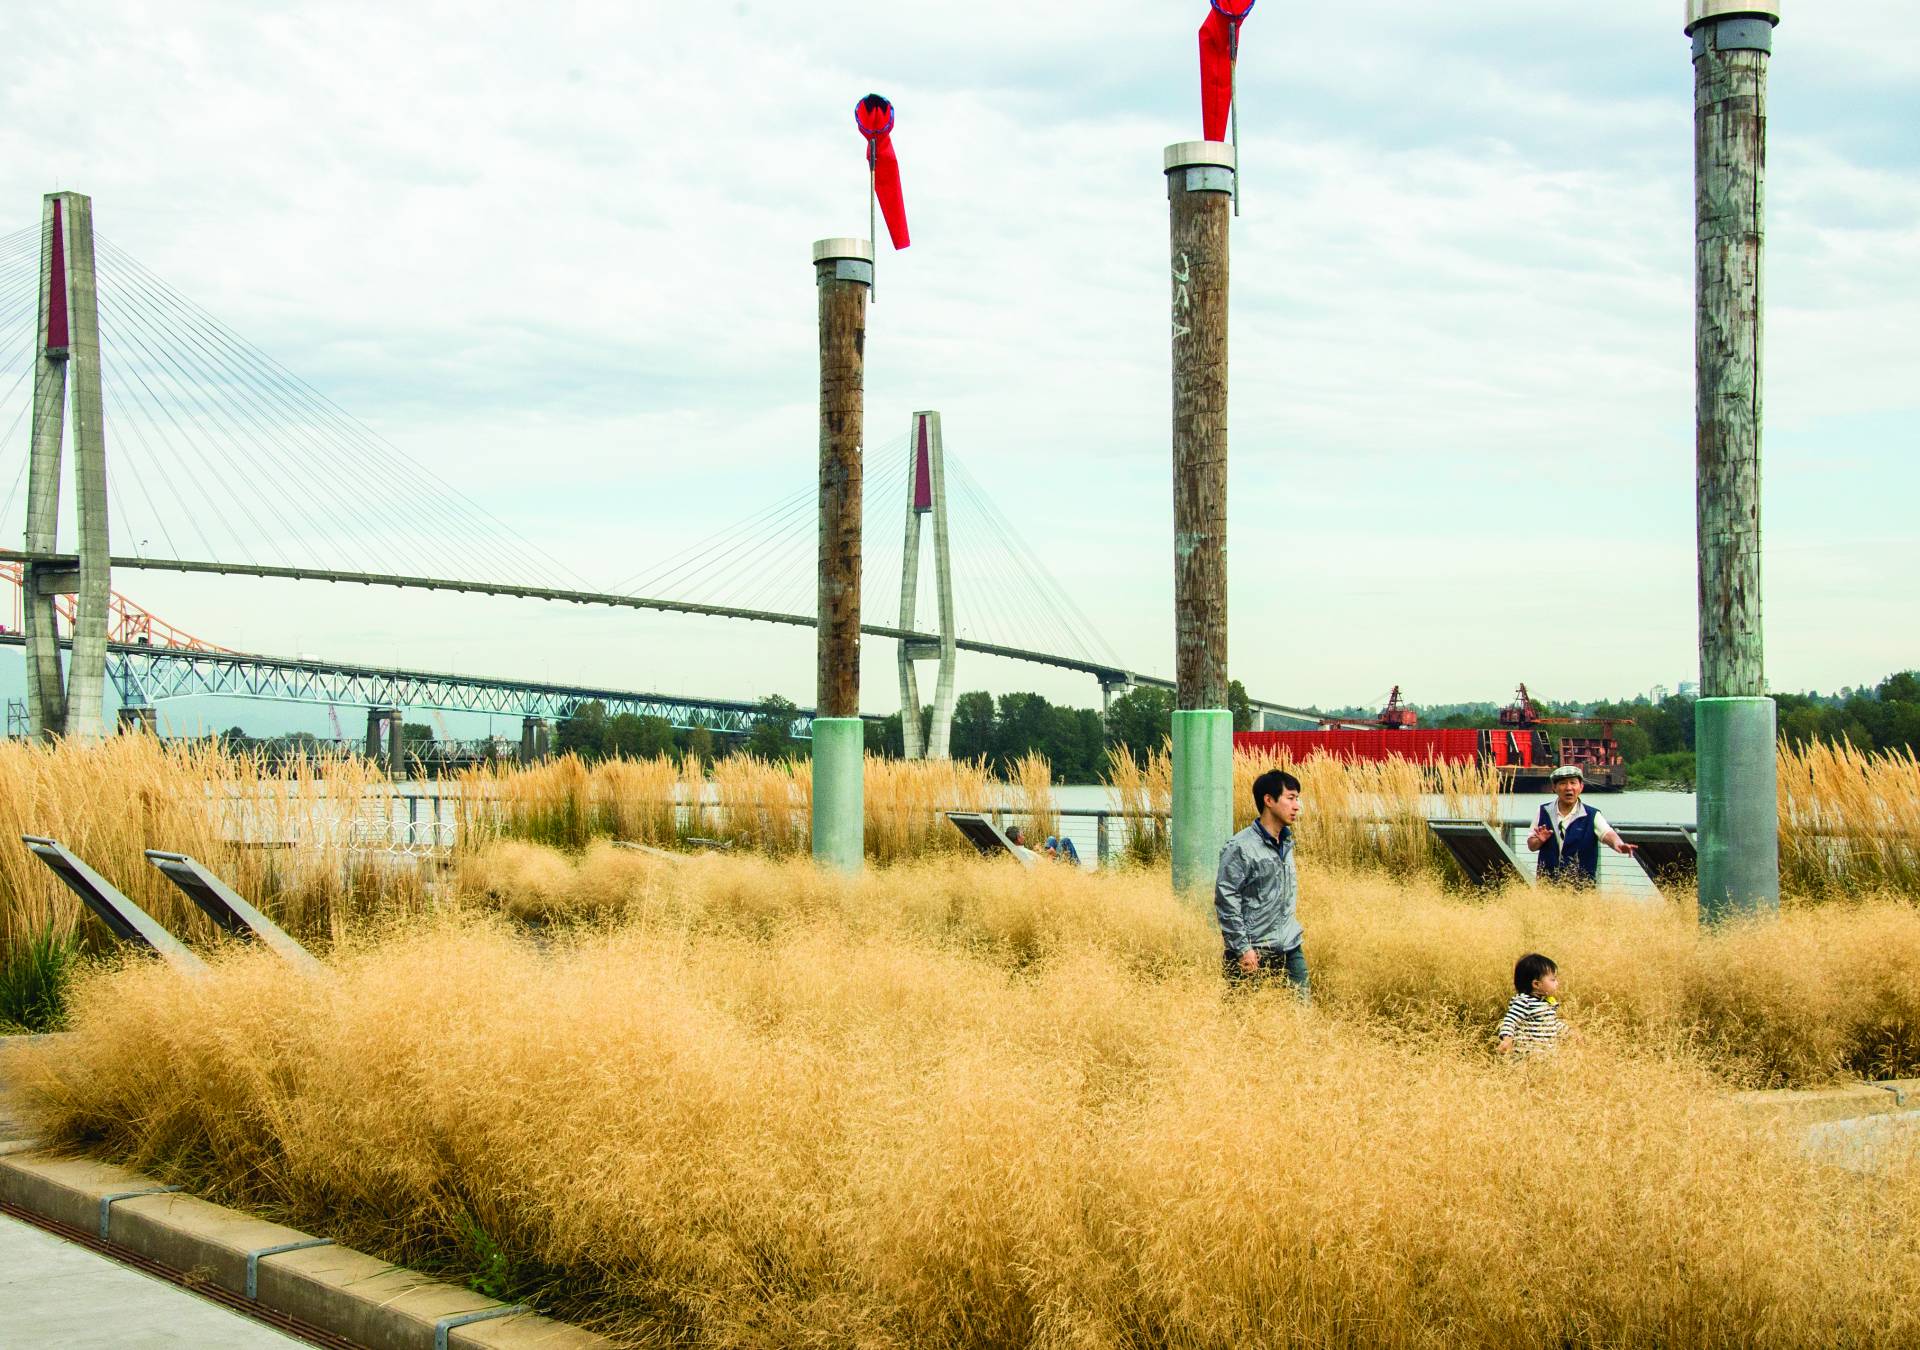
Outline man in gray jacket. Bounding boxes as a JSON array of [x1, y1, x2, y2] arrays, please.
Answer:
[[1214, 767, 1308, 994]]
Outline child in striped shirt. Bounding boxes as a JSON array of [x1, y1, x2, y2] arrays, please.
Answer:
[[1497, 952, 1567, 1056]]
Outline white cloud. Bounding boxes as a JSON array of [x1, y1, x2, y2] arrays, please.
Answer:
[[1, 0, 1913, 721]]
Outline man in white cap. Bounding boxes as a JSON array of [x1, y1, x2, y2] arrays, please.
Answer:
[[1525, 765, 1637, 886]]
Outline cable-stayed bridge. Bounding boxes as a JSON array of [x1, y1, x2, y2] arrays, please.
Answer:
[[2, 194, 1320, 751]]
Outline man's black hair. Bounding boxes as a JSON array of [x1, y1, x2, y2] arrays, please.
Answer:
[[1006, 825, 1024, 845], [1251, 768, 1302, 817], [1514, 952, 1557, 995]]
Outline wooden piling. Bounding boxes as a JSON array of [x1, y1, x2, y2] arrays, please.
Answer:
[[814, 238, 870, 720], [1168, 144, 1233, 713], [1688, 1, 1781, 920], [1165, 142, 1236, 895], [811, 237, 873, 871]]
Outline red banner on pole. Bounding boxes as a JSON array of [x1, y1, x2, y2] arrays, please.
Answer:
[[1199, 0, 1255, 142], [856, 94, 910, 251]]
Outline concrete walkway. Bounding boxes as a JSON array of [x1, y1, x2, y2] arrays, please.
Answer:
[[0, 1209, 307, 1348], [1, 1036, 302, 1347]]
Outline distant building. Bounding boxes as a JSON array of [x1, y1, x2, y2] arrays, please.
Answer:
[[1677, 681, 1698, 699], [1650, 684, 1670, 703]]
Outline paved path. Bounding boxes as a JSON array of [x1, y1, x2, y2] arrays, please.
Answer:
[[1, 1035, 304, 1347], [0, 1210, 306, 1348]]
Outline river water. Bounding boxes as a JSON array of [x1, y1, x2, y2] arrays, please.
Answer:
[[1049, 784, 1695, 824], [1043, 785, 1694, 893]]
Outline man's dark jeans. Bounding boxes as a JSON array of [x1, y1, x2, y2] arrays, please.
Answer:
[[1224, 943, 1309, 996]]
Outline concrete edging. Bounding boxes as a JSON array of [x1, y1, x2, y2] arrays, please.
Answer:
[[0, 1149, 607, 1349], [1730, 1078, 1919, 1125]]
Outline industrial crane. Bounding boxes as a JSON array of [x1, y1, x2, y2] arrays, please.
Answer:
[[1319, 685, 1419, 731], [1497, 683, 1634, 785]]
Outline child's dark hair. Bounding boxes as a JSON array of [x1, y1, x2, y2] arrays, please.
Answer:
[[1514, 952, 1557, 995], [1251, 768, 1302, 816]]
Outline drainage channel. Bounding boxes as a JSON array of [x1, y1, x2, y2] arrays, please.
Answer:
[[0, 1195, 365, 1350]]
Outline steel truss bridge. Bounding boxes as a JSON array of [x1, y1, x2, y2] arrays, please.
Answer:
[[0, 550, 1328, 726], [0, 633, 841, 737]]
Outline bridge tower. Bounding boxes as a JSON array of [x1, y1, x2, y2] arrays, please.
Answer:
[[896, 411, 957, 759], [22, 191, 112, 743]]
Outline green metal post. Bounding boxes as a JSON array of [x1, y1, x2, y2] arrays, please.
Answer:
[[1687, 2, 1781, 920], [1173, 708, 1234, 894], [810, 717, 865, 871]]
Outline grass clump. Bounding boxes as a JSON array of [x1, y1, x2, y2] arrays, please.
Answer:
[[0, 921, 81, 1032]]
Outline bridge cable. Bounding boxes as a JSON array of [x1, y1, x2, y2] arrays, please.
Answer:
[[100, 237, 594, 591], [939, 479, 1056, 653], [95, 360, 196, 562], [946, 453, 1122, 667], [945, 457, 1111, 662], [607, 485, 813, 595], [90, 310, 274, 568], [95, 237, 587, 590], [95, 263, 479, 580], [623, 485, 816, 601], [93, 239, 498, 578], [99, 264, 531, 588], [92, 288, 313, 569]]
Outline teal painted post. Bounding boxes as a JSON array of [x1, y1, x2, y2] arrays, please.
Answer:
[[1687, 2, 1781, 920], [1173, 709, 1234, 894], [810, 717, 865, 871]]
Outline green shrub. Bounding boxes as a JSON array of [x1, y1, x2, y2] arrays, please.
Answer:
[[0, 922, 80, 1032]]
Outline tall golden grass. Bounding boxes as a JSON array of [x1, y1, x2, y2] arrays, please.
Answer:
[[1105, 746, 1170, 863], [460, 752, 1020, 865], [18, 852, 1920, 1347], [439, 844, 1920, 1088], [0, 737, 428, 961], [1233, 747, 1503, 878], [1779, 739, 1920, 897]]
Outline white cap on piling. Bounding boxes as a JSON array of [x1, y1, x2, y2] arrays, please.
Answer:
[[812, 237, 875, 264], [1685, 1, 1780, 35], [1164, 141, 1237, 173]]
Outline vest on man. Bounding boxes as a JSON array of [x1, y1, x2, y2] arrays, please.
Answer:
[[1537, 803, 1600, 884]]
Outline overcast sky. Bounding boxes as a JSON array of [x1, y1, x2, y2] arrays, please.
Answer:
[[2, 1, 1915, 730]]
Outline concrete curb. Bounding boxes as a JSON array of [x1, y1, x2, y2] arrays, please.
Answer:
[[1730, 1078, 1920, 1125], [0, 1149, 608, 1349]]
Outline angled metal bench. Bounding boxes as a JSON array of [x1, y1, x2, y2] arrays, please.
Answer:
[[19, 836, 206, 971], [1614, 824, 1698, 892], [145, 850, 323, 972], [610, 840, 700, 863], [945, 811, 1036, 867], [1427, 819, 1530, 890]]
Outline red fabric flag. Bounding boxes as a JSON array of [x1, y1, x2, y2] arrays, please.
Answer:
[[855, 94, 910, 251], [1199, 0, 1255, 142]]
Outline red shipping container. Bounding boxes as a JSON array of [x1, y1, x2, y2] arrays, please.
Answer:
[[1233, 729, 1482, 765]]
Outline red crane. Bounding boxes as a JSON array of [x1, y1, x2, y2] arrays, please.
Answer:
[[1497, 683, 1634, 778], [1320, 685, 1419, 731]]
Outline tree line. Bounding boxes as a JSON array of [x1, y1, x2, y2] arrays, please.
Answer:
[[208, 670, 1918, 786], [542, 681, 1258, 779]]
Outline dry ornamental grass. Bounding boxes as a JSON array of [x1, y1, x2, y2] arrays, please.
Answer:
[[0, 736, 428, 961], [16, 852, 1920, 1348]]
